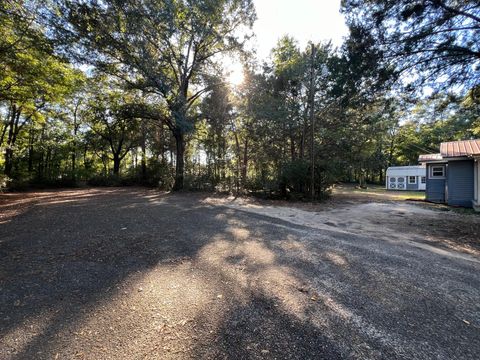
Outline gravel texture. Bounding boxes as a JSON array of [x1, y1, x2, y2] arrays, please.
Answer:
[[0, 188, 479, 359]]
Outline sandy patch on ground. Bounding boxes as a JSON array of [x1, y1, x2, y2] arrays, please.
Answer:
[[203, 196, 480, 260]]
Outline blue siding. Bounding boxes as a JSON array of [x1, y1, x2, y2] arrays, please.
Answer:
[[426, 179, 446, 202], [406, 177, 418, 190], [426, 164, 446, 203], [447, 160, 474, 207]]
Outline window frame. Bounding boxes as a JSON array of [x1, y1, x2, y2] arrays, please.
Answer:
[[408, 176, 417, 184], [429, 165, 446, 179], [420, 176, 426, 184]]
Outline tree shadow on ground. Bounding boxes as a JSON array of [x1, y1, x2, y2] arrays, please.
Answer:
[[0, 189, 479, 359]]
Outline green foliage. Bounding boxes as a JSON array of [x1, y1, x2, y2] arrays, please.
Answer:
[[1, 1, 478, 199], [0, 2, 84, 183], [48, 0, 256, 189], [391, 93, 479, 165], [145, 160, 175, 189], [82, 77, 142, 175], [86, 175, 122, 187], [0, 174, 10, 190], [341, 0, 480, 92], [280, 160, 309, 194]]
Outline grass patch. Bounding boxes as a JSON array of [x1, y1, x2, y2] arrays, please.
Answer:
[[346, 185, 425, 201]]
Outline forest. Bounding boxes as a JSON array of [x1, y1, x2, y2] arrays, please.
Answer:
[[1, 0, 479, 199]]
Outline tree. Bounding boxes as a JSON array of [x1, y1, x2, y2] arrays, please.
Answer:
[[391, 93, 479, 165], [270, 36, 306, 162], [0, 2, 82, 177], [48, 0, 256, 189], [199, 76, 233, 187], [83, 81, 140, 176], [228, 41, 340, 198], [341, 0, 480, 92]]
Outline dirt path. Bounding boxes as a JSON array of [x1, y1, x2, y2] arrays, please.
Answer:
[[1, 189, 479, 359], [204, 194, 480, 256]]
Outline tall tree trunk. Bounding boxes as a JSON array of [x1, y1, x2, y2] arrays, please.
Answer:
[[309, 44, 316, 200], [0, 123, 7, 147], [28, 128, 34, 174], [4, 148, 13, 177], [83, 144, 89, 170], [387, 135, 396, 167], [4, 105, 18, 177], [234, 131, 241, 194], [290, 131, 296, 161], [221, 138, 226, 181], [71, 116, 78, 181], [358, 167, 367, 188], [242, 138, 248, 188], [45, 148, 51, 179], [141, 122, 147, 181], [102, 154, 108, 176], [113, 153, 121, 175], [172, 129, 185, 191], [71, 151, 76, 180], [38, 151, 44, 180], [37, 125, 46, 180]]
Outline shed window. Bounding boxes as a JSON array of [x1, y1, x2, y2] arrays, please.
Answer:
[[408, 176, 416, 184], [421, 176, 426, 184], [397, 177, 405, 182], [430, 165, 445, 178], [389, 177, 396, 182]]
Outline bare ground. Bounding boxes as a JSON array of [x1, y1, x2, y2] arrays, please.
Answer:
[[208, 184, 480, 255], [1, 187, 479, 359]]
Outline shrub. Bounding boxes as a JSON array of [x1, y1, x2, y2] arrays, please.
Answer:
[[0, 174, 11, 191], [86, 175, 122, 187], [280, 160, 310, 194]]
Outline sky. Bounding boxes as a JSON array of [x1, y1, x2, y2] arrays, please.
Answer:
[[252, 0, 348, 59], [227, 0, 349, 85]]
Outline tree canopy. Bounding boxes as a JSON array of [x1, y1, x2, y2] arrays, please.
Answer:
[[0, 1, 478, 198], [48, 0, 255, 189], [341, 0, 480, 93]]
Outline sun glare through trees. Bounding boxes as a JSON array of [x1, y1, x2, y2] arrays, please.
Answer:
[[0, 0, 478, 197]]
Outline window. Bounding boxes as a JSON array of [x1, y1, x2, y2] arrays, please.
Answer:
[[398, 177, 405, 182], [389, 177, 396, 182], [430, 165, 445, 178], [421, 176, 426, 184], [408, 176, 416, 184]]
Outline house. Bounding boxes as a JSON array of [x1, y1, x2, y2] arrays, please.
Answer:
[[386, 166, 426, 191], [419, 139, 480, 210]]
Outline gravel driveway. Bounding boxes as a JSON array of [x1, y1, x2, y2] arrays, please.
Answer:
[[1, 188, 479, 359]]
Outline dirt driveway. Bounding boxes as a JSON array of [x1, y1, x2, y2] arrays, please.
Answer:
[[1, 188, 479, 359]]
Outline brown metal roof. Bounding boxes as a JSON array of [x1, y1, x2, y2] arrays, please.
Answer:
[[440, 139, 480, 158], [418, 153, 443, 162]]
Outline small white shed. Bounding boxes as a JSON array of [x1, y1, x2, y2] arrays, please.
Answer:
[[386, 166, 426, 191]]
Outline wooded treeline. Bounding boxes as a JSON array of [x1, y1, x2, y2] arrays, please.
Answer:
[[1, 0, 479, 198]]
